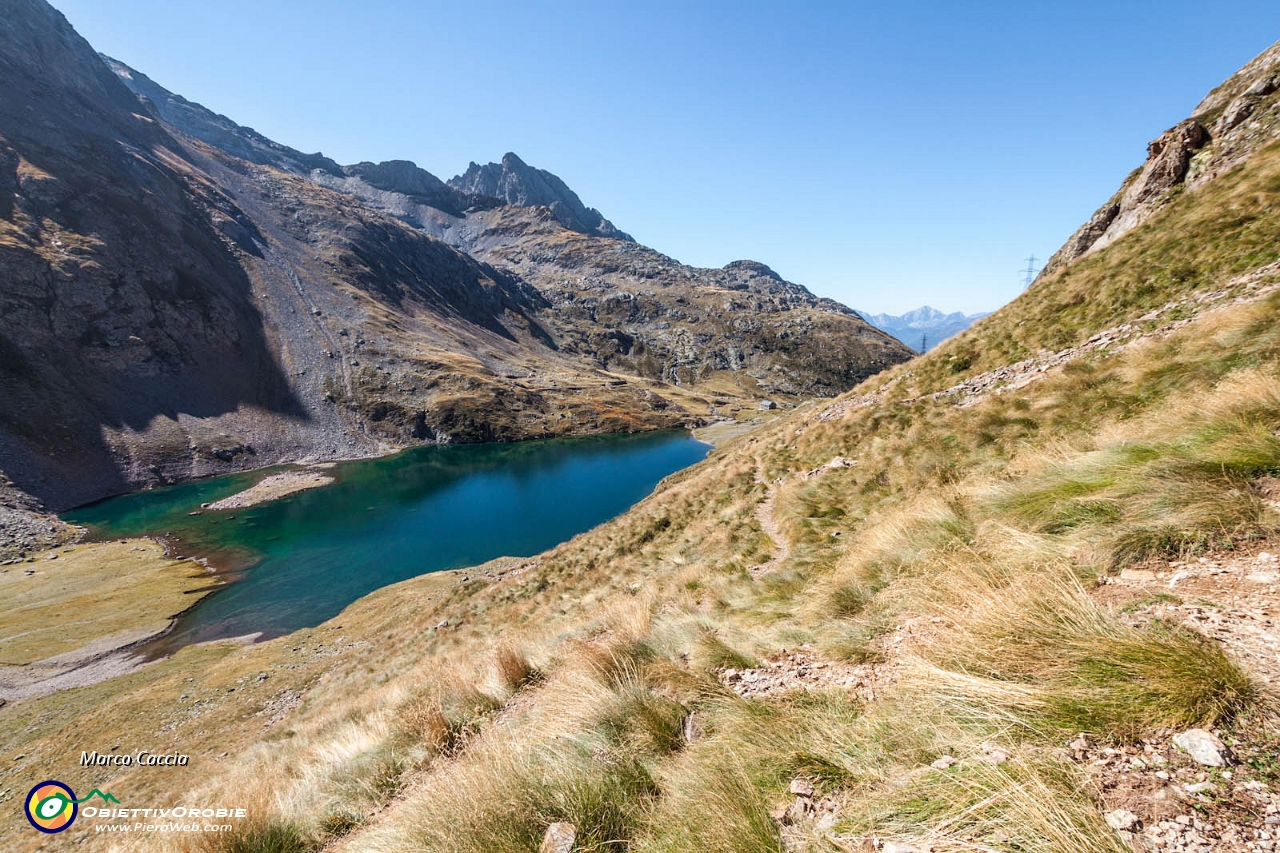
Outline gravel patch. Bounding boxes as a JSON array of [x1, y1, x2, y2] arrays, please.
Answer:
[[205, 469, 336, 510]]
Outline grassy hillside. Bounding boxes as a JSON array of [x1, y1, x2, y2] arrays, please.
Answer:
[[6, 46, 1280, 853]]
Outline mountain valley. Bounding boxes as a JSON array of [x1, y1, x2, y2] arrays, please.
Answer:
[[3, 3, 1280, 852], [0, 0, 909, 524]]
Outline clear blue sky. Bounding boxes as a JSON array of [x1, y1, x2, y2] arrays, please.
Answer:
[[51, 1, 1280, 314]]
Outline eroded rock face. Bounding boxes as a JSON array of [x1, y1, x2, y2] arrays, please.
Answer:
[[1211, 72, 1278, 136], [1042, 119, 1208, 272], [1041, 40, 1280, 278], [1125, 120, 1208, 208]]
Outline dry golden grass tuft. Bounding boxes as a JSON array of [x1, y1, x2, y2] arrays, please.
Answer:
[[493, 643, 540, 692], [397, 694, 451, 752]]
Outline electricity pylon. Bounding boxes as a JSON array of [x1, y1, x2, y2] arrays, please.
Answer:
[[1021, 255, 1040, 288]]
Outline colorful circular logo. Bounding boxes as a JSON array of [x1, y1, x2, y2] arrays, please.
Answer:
[[25, 780, 78, 833]]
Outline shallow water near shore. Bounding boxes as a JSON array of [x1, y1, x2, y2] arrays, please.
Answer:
[[65, 431, 709, 651]]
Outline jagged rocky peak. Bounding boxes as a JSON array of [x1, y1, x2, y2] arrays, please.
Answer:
[[103, 55, 343, 176], [449, 152, 633, 241]]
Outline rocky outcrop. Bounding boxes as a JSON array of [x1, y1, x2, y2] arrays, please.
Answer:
[[1125, 120, 1209, 207], [1042, 119, 1209, 273], [339, 160, 475, 218], [1186, 41, 1280, 188], [1042, 41, 1280, 277], [0, 474, 74, 560], [449, 152, 633, 241]]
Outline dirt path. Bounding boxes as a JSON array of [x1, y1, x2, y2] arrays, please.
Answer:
[[749, 456, 856, 577], [749, 461, 791, 577], [716, 642, 901, 704], [1105, 549, 1280, 692]]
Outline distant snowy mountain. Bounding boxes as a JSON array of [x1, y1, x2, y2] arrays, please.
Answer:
[[859, 306, 991, 352]]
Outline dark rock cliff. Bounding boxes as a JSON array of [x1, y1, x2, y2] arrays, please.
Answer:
[[0, 0, 303, 508]]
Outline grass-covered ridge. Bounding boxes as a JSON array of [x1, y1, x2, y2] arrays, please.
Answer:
[[892, 135, 1280, 400]]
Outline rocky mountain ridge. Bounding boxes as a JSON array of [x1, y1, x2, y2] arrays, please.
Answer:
[[1041, 41, 1280, 277], [0, 0, 910, 519], [103, 55, 629, 243], [100, 58, 906, 402], [448, 151, 632, 241], [98, 61, 898, 400], [102, 54, 344, 178]]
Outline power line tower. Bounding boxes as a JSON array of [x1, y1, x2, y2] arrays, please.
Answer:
[[919, 333, 928, 353], [1020, 255, 1040, 289]]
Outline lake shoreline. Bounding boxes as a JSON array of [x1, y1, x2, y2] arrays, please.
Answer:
[[0, 540, 221, 700], [63, 430, 713, 655], [62, 427, 716, 515]]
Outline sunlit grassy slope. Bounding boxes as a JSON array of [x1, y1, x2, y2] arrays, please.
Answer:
[[5, 54, 1280, 853]]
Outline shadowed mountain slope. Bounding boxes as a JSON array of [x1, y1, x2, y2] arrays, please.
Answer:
[[0, 0, 303, 509]]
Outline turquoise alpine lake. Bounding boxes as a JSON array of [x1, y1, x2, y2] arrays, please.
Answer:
[[64, 431, 709, 650]]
